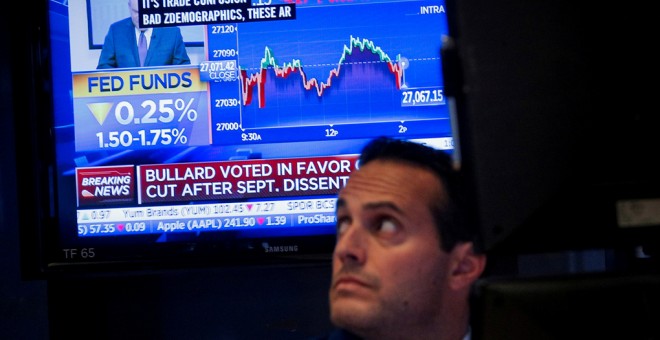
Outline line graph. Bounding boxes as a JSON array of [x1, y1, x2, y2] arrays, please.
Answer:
[[240, 35, 405, 108], [206, 0, 451, 144]]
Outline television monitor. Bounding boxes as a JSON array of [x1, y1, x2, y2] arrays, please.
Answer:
[[16, 0, 457, 277], [445, 0, 660, 262], [471, 273, 660, 340]]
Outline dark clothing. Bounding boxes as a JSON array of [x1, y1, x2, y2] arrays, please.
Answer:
[[97, 17, 190, 69], [311, 328, 363, 340]]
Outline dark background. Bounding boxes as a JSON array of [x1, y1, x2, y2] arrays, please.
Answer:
[[2, 0, 659, 339]]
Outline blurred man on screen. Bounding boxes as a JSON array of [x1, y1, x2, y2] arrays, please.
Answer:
[[97, 0, 191, 69]]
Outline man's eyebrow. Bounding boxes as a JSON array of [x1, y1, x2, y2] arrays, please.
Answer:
[[335, 198, 403, 214], [363, 201, 403, 214]]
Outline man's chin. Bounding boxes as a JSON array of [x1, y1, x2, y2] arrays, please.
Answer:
[[330, 298, 378, 331]]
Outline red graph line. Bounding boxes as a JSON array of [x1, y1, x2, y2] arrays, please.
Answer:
[[240, 36, 404, 108]]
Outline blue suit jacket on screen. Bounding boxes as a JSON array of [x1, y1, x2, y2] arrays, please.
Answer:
[[97, 18, 191, 69]]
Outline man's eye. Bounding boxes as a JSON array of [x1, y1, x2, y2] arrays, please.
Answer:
[[377, 218, 397, 234], [336, 218, 350, 235]]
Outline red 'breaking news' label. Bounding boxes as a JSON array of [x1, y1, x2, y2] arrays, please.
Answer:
[[76, 165, 136, 206]]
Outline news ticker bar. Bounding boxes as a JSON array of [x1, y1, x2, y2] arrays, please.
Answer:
[[77, 197, 336, 237], [76, 155, 358, 207]]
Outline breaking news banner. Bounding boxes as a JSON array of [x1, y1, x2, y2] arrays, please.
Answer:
[[75, 155, 358, 206], [76, 165, 136, 206]]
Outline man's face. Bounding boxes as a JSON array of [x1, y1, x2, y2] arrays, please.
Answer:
[[129, 0, 140, 28], [330, 159, 452, 338]]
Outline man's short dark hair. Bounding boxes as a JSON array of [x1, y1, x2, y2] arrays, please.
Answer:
[[358, 136, 483, 253]]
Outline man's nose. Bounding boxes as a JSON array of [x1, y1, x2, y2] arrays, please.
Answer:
[[333, 222, 367, 265]]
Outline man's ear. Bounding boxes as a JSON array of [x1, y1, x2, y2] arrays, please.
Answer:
[[448, 242, 487, 290]]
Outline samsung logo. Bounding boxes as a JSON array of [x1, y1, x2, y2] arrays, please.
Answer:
[[262, 242, 299, 253]]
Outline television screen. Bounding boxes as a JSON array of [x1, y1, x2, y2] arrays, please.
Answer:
[[18, 0, 456, 276]]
